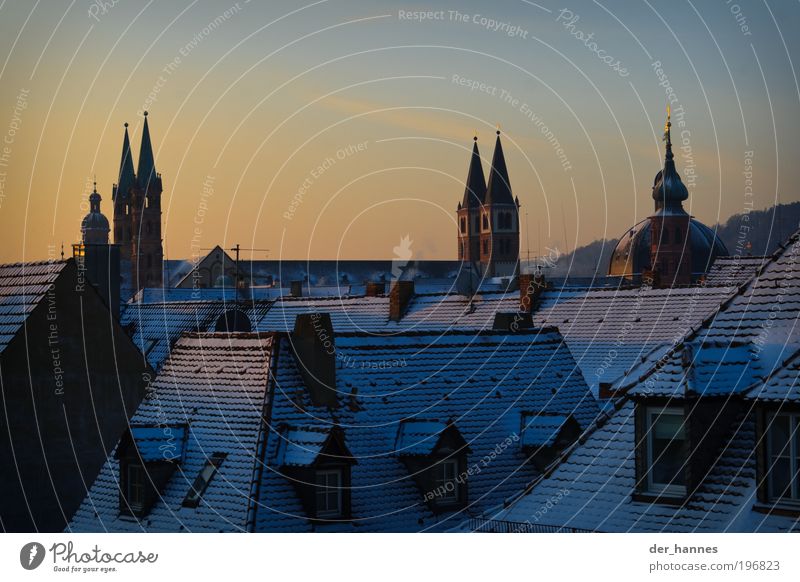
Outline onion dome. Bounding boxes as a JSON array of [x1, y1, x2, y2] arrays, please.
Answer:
[[652, 106, 689, 210], [608, 218, 728, 279], [81, 182, 110, 244]]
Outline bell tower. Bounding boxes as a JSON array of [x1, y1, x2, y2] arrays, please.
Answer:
[[457, 136, 486, 264]]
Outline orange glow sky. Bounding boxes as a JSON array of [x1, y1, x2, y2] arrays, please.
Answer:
[[1, 0, 799, 263]]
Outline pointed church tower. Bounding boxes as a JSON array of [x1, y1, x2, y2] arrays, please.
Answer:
[[129, 111, 164, 289], [649, 107, 692, 286], [479, 130, 520, 277], [112, 122, 135, 262], [457, 136, 486, 264]]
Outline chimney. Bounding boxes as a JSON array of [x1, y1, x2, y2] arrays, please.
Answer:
[[365, 281, 386, 297], [518, 270, 545, 315], [389, 280, 414, 321], [290, 280, 303, 297], [291, 313, 338, 408]]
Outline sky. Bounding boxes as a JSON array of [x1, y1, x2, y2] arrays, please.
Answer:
[[0, 0, 799, 263]]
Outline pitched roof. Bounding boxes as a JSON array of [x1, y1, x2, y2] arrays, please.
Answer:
[[488, 401, 800, 532], [520, 413, 574, 448], [0, 260, 69, 354], [253, 329, 601, 532], [121, 300, 272, 370], [68, 332, 274, 532], [704, 255, 769, 287]]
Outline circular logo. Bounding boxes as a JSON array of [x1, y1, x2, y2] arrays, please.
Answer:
[[20, 542, 46, 570]]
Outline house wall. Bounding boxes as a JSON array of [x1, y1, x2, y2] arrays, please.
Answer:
[[0, 261, 150, 532]]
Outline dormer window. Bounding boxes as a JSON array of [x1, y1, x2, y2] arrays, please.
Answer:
[[640, 406, 687, 498], [395, 420, 469, 512], [118, 425, 187, 517], [274, 426, 355, 522], [764, 412, 800, 506]]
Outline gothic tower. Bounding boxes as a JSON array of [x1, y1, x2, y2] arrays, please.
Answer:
[[129, 111, 164, 289], [456, 136, 486, 264], [112, 122, 135, 263], [649, 107, 692, 286], [479, 130, 520, 278]]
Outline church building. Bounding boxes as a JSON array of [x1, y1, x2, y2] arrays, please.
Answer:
[[456, 131, 520, 278], [112, 112, 164, 292]]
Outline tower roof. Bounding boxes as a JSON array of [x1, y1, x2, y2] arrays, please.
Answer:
[[485, 130, 514, 205], [652, 106, 689, 210], [114, 122, 135, 201], [461, 136, 486, 208], [137, 111, 157, 189]]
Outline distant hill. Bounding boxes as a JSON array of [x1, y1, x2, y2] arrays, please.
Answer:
[[548, 202, 800, 278]]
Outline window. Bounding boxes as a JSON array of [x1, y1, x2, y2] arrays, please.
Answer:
[[645, 407, 687, 496], [315, 469, 343, 518], [766, 413, 800, 505], [126, 464, 146, 511], [433, 459, 459, 503], [482, 214, 489, 230], [460, 217, 466, 233], [183, 453, 226, 508]]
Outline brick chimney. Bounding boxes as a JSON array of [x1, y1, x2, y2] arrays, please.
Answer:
[[389, 280, 414, 321], [291, 313, 338, 407], [365, 281, 386, 297], [518, 270, 546, 314], [290, 280, 303, 297]]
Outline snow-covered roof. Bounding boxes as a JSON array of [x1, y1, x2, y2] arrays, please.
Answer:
[[394, 420, 450, 456], [704, 255, 769, 287], [488, 400, 799, 532], [68, 332, 274, 532], [121, 300, 273, 370], [273, 426, 333, 467], [252, 328, 601, 532], [0, 260, 68, 353], [520, 413, 573, 448]]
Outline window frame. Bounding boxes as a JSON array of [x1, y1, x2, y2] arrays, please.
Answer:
[[644, 406, 688, 497], [182, 453, 226, 508], [433, 458, 460, 504], [126, 463, 146, 511], [315, 468, 343, 519], [765, 411, 800, 507]]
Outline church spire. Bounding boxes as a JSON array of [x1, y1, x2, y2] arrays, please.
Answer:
[[461, 135, 486, 208], [114, 122, 135, 202], [137, 111, 157, 190], [652, 105, 688, 210], [485, 129, 514, 205]]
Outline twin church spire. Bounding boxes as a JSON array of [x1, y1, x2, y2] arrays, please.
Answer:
[[456, 131, 520, 278], [112, 112, 164, 291]]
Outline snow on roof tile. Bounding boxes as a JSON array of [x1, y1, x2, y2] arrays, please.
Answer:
[[254, 328, 601, 532], [492, 400, 799, 532], [394, 420, 448, 456], [273, 427, 331, 467], [130, 425, 187, 462], [520, 413, 572, 448], [121, 300, 273, 370], [68, 332, 274, 533], [0, 260, 68, 353]]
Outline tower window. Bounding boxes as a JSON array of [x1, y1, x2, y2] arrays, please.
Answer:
[[482, 215, 489, 230], [460, 217, 466, 234]]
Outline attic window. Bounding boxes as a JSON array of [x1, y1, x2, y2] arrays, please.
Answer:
[[433, 459, 460, 503], [315, 469, 343, 518], [642, 407, 687, 498], [126, 464, 147, 512], [764, 412, 800, 506], [182, 453, 226, 508]]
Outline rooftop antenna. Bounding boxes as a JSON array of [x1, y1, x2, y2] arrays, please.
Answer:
[[524, 208, 531, 271]]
